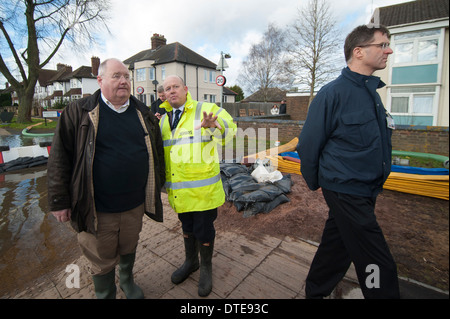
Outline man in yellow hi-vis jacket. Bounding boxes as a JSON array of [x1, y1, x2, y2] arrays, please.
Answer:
[[159, 75, 237, 297]]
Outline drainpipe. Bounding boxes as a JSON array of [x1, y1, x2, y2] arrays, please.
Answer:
[[196, 66, 199, 100]]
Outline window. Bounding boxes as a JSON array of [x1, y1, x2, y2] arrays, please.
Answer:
[[204, 70, 208, 82], [149, 68, 155, 81], [70, 78, 81, 88], [418, 39, 438, 62], [209, 71, 215, 83], [136, 68, 146, 82], [389, 86, 436, 125], [137, 93, 146, 105], [203, 94, 216, 102], [413, 95, 433, 114], [394, 42, 413, 63], [393, 29, 440, 64], [391, 97, 409, 113], [161, 66, 166, 80]]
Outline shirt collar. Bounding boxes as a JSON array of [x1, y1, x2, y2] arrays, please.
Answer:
[[174, 104, 185, 114], [101, 93, 130, 113], [172, 104, 185, 124]]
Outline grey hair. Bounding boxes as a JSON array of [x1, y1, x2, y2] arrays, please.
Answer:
[[97, 58, 127, 76]]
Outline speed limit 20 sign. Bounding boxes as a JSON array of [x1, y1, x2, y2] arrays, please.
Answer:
[[216, 75, 226, 86], [136, 86, 144, 94]]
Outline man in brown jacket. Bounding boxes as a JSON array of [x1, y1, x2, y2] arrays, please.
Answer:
[[47, 58, 165, 299]]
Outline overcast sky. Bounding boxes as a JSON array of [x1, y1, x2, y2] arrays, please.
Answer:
[[1, 0, 413, 91]]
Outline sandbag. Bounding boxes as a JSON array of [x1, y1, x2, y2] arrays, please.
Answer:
[[242, 195, 290, 218], [220, 162, 293, 218], [0, 156, 48, 173], [273, 174, 292, 193], [221, 164, 250, 177]]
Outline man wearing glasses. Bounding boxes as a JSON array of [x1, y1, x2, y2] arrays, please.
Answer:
[[48, 58, 165, 299], [297, 25, 400, 298]]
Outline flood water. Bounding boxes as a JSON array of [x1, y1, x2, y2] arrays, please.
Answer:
[[0, 130, 54, 148], [0, 132, 79, 298]]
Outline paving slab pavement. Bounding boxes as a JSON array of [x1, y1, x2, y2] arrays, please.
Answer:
[[3, 193, 447, 301], [4, 193, 362, 300]]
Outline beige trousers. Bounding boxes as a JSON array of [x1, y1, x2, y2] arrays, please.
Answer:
[[77, 204, 145, 275]]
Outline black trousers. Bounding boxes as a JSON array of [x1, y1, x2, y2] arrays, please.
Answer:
[[305, 189, 400, 299], [178, 208, 218, 244]]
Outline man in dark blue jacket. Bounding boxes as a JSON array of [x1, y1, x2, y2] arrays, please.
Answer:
[[297, 24, 400, 299]]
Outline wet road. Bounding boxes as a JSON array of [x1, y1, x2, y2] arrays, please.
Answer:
[[0, 131, 80, 298], [0, 166, 80, 298]]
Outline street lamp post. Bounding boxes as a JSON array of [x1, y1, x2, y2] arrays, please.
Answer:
[[216, 51, 231, 107]]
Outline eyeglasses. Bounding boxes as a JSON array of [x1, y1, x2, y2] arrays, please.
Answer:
[[358, 42, 391, 50], [111, 73, 131, 81]]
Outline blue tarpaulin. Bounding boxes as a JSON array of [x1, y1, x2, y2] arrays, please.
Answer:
[[279, 151, 448, 175]]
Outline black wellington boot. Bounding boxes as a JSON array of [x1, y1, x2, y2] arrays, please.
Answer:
[[198, 240, 214, 297], [119, 253, 144, 299], [171, 233, 199, 284]]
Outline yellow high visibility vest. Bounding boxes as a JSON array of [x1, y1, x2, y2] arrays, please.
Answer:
[[159, 92, 237, 213]]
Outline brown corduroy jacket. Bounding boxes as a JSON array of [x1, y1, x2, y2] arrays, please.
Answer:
[[47, 89, 165, 234]]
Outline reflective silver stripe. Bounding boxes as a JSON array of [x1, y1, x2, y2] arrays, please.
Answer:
[[195, 102, 204, 121], [163, 102, 207, 148], [163, 135, 213, 147], [160, 113, 167, 134], [215, 107, 224, 116], [193, 102, 203, 146], [165, 173, 221, 190]]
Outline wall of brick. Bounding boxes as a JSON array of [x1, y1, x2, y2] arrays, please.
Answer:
[[285, 95, 310, 121], [391, 126, 449, 156], [234, 118, 449, 157]]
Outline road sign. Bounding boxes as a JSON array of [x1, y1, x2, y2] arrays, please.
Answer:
[[136, 86, 144, 94], [216, 75, 226, 86], [43, 111, 59, 118]]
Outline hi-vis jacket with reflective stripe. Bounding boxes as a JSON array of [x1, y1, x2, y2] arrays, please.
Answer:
[[159, 92, 237, 213]]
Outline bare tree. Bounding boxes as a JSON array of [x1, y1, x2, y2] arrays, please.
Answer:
[[0, 0, 110, 123], [238, 23, 294, 101], [286, 0, 343, 106]]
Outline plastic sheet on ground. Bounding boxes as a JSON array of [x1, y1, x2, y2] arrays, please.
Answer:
[[0, 156, 48, 173], [220, 162, 292, 218], [276, 146, 449, 200]]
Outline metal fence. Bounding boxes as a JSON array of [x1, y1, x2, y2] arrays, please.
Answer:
[[222, 102, 279, 118]]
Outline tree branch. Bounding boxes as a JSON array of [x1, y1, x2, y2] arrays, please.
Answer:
[[0, 20, 28, 85]]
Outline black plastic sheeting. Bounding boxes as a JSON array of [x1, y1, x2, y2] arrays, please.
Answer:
[[220, 163, 292, 218], [0, 156, 48, 173]]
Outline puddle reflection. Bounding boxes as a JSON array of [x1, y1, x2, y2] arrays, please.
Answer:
[[0, 164, 78, 298], [0, 133, 53, 148]]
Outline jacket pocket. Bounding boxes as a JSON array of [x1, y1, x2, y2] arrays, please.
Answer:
[[341, 110, 379, 149]]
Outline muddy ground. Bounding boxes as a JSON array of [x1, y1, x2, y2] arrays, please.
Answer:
[[216, 173, 449, 291]]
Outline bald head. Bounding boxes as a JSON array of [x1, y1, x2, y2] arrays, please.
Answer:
[[163, 75, 188, 109]]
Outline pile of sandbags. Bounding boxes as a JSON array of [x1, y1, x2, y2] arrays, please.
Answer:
[[220, 162, 292, 218], [0, 156, 48, 173]]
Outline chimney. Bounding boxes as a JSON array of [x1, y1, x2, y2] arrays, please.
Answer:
[[56, 63, 72, 73], [151, 33, 167, 50], [91, 56, 100, 76]]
